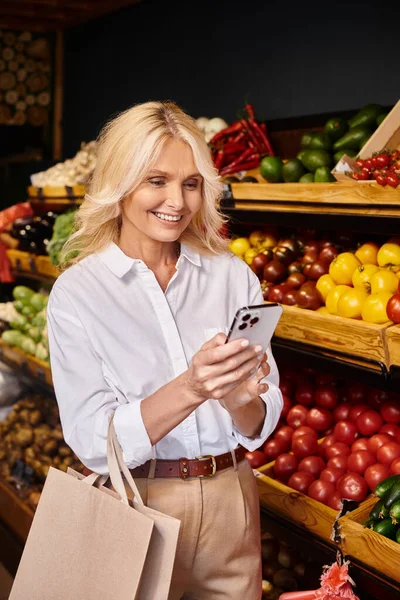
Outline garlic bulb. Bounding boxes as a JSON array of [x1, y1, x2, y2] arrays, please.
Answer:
[[204, 117, 228, 143], [30, 140, 98, 187]]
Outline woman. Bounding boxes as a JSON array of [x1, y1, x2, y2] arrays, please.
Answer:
[[47, 101, 283, 600]]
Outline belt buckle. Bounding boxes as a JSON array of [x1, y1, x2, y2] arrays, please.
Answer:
[[196, 455, 217, 477]]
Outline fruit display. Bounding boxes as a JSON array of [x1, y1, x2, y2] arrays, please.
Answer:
[[0, 394, 83, 510], [46, 209, 77, 265], [348, 149, 400, 187], [30, 141, 97, 187], [246, 363, 400, 510], [208, 103, 275, 176], [363, 474, 400, 543], [256, 104, 389, 184], [1, 285, 49, 361], [8, 211, 57, 255]]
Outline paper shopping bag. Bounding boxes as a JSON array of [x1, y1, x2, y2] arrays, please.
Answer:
[[10, 417, 180, 600]]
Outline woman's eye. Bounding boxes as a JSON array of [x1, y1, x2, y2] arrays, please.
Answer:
[[149, 179, 165, 187], [184, 180, 198, 190]]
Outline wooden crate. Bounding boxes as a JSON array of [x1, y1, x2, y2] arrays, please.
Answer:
[[0, 480, 33, 542], [255, 462, 337, 542], [36, 256, 59, 279], [387, 325, 400, 366], [275, 305, 392, 368], [27, 184, 85, 200], [338, 496, 400, 583], [0, 340, 52, 386], [7, 250, 58, 280]]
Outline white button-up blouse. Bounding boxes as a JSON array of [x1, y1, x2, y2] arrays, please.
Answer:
[[47, 242, 283, 474]]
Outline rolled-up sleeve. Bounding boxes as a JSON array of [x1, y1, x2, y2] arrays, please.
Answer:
[[231, 273, 283, 451], [47, 287, 153, 474]]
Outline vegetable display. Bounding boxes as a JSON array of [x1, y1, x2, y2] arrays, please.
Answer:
[[363, 474, 400, 542], [348, 149, 400, 187], [46, 210, 77, 265]]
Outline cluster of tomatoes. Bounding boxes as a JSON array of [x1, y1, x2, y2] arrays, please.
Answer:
[[246, 367, 400, 508], [349, 149, 400, 187]]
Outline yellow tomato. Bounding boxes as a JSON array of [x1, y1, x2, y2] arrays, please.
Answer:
[[229, 237, 251, 256], [370, 269, 399, 295], [351, 264, 379, 291], [249, 230, 265, 248], [355, 242, 379, 265], [337, 288, 369, 319], [329, 253, 361, 285], [244, 248, 258, 265], [361, 292, 392, 324], [317, 306, 330, 314], [377, 243, 400, 267], [325, 285, 352, 315], [316, 274, 336, 302]]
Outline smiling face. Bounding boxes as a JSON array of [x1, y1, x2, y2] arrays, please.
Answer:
[[120, 138, 203, 246]]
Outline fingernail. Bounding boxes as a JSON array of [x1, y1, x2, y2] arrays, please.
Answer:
[[254, 345, 262, 353], [257, 353, 263, 360], [241, 339, 249, 347]]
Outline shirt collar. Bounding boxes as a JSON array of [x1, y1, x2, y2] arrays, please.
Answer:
[[96, 241, 201, 278]]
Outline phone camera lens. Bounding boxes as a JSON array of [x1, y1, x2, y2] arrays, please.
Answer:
[[250, 317, 259, 325], [238, 323, 248, 330], [242, 314, 251, 321]]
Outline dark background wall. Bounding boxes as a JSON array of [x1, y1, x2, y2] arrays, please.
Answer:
[[62, 0, 400, 157]]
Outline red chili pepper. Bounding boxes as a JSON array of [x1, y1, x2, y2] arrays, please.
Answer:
[[220, 158, 260, 176], [231, 131, 246, 144], [223, 142, 247, 155], [222, 147, 254, 170], [250, 119, 275, 156], [240, 120, 264, 152], [209, 121, 243, 145], [215, 149, 225, 170], [245, 103, 256, 120]]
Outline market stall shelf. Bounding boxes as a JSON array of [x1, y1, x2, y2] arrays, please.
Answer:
[[338, 496, 400, 584], [387, 325, 400, 367], [273, 305, 392, 369], [7, 250, 59, 281], [0, 480, 33, 543], [27, 185, 85, 201], [255, 463, 337, 543], [0, 340, 52, 387]]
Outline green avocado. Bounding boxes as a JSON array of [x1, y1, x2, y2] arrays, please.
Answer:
[[309, 133, 332, 151], [376, 113, 388, 127], [299, 173, 314, 183], [333, 149, 358, 163], [299, 149, 332, 173], [324, 118, 348, 141], [300, 132, 315, 148], [282, 159, 305, 182], [314, 166, 335, 182], [333, 126, 373, 151], [348, 104, 382, 129]]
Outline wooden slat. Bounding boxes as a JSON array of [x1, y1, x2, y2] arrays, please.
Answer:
[[0, 479, 33, 543], [387, 325, 400, 366], [0, 339, 53, 386], [232, 201, 400, 218]]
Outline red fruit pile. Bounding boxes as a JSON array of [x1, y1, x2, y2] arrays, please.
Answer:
[[349, 150, 400, 188]]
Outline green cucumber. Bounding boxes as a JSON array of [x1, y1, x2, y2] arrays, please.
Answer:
[[384, 479, 400, 510], [370, 498, 389, 520], [374, 474, 400, 498], [373, 518, 398, 540], [363, 517, 377, 529], [389, 500, 400, 524], [396, 528, 400, 544]]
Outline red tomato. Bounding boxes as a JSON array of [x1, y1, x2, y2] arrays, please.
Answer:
[[377, 441, 400, 465], [356, 410, 383, 436], [291, 434, 319, 459], [273, 454, 298, 482], [279, 378, 294, 397], [376, 173, 387, 186], [337, 472, 368, 502], [281, 394, 292, 419], [263, 438, 289, 462], [387, 172, 399, 189], [351, 438, 369, 452], [333, 404, 351, 423], [347, 384, 367, 405], [245, 450, 267, 469], [381, 402, 400, 425], [298, 455, 325, 478], [320, 467, 346, 485], [355, 159, 365, 169], [327, 455, 348, 470], [287, 405, 309, 429], [333, 420, 358, 445], [307, 480, 336, 505], [295, 383, 315, 407], [306, 407, 333, 431], [328, 493, 343, 511], [315, 373, 337, 387], [390, 457, 400, 475], [366, 433, 392, 456], [292, 426, 318, 441], [364, 463, 391, 492], [349, 404, 369, 422], [375, 153, 390, 168], [274, 426, 294, 448], [364, 158, 373, 170], [347, 451, 375, 476], [315, 386, 338, 410], [287, 471, 315, 494], [325, 442, 351, 459], [379, 423, 400, 440], [368, 388, 390, 410]]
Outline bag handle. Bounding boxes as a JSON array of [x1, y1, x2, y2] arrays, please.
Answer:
[[82, 472, 108, 487], [107, 415, 145, 507]]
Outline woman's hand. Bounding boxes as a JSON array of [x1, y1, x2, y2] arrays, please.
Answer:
[[185, 333, 264, 403], [219, 354, 270, 412]]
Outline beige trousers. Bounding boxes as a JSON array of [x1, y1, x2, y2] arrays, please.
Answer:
[[132, 458, 262, 600]]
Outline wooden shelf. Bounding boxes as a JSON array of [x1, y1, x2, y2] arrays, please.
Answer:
[[387, 325, 400, 367], [274, 305, 392, 370], [0, 480, 33, 543], [224, 180, 400, 218], [0, 340, 53, 388], [27, 185, 84, 205], [7, 250, 59, 281]]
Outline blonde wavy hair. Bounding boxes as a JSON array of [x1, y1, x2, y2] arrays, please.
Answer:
[[60, 101, 229, 267]]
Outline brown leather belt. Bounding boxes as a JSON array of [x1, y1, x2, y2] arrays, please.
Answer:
[[82, 446, 247, 480]]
